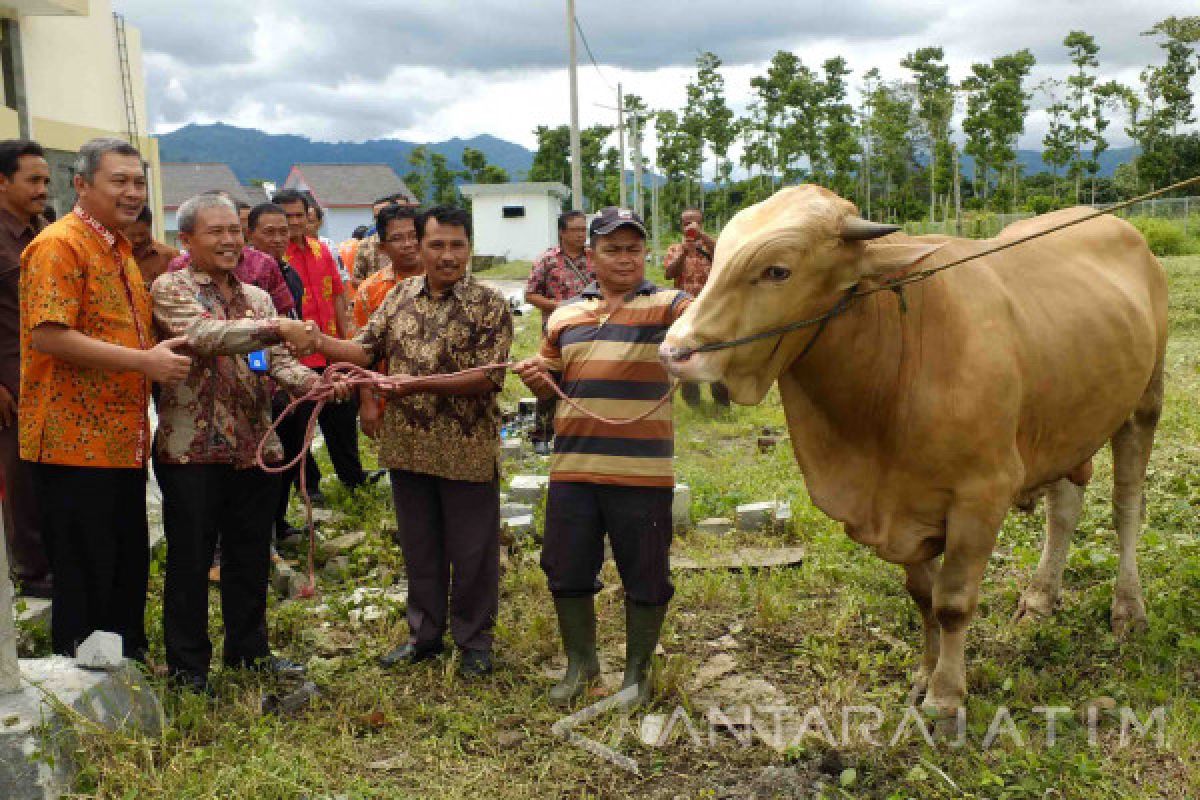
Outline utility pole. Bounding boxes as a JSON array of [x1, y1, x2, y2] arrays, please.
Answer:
[[617, 83, 626, 208], [651, 164, 660, 256], [566, 0, 583, 211], [631, 112, 644, 218]]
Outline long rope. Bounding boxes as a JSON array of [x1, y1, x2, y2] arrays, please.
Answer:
[[257, 361, 678, 596], [675, 174, 1200, 358]]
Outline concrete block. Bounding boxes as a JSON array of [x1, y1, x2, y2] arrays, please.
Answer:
[[774, 502, 794, 531], [735, 501, 792, 532], [0, 657, 163, 799], [321, 556, 351, 582], [696, 517, 733, 536], [501, 502, 534, 520], [318, 531, 367, 558], [500, 439, 525, 461], [735, 501, 775, 531], [672, 484, 692, 528], [502, 514, 535, 539], [509, 475, 549, 505], [75, 631, 124, 671], [15, 598, 51, 629]]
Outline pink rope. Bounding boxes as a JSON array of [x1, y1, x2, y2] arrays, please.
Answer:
[[256, 361, 678, 596]]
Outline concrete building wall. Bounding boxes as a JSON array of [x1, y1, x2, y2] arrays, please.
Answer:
[[322, 207, 371, 250], [469, 191, 563, 261], [0, 0, 161, 234]]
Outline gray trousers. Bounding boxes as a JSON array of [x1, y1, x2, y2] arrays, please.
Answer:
[[390, 469, 500, 652]]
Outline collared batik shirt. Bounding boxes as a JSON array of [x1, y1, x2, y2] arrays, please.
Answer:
[[525, 245, 594, 304], [20, 207, 154, 467], [353, 234, 390, 282], [353, 274, 512, 482], [663, 242, 713, 298], [151, 267, 317, 468]]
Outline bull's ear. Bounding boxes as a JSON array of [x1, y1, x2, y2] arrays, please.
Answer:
[[858, 242, 946, 278]]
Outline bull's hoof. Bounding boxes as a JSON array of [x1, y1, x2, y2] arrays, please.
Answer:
[[1013, 588, 1057, 624], [920, 694, 964, 721], [907, 667, 933, 707], [1111, 598, 1148, 638]]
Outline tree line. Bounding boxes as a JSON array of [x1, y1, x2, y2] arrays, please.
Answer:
[[527, 15, 1199, 233]]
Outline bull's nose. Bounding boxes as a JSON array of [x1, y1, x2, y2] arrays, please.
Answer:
[[659, 342, 694, 365]]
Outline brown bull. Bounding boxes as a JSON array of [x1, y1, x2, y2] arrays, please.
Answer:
[[661, 186, 1167, 714]]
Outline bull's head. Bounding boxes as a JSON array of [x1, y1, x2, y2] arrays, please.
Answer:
[[660, 185, 942, 404]]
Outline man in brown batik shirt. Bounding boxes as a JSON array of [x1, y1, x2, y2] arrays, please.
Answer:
[[314, 205, 512, 678]]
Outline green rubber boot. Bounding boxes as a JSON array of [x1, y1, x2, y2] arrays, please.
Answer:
[[548, 596, 601, 706], [619, 602, 668, 710]]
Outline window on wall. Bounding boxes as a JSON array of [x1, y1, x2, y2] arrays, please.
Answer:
[[501, 205, 526, 218]]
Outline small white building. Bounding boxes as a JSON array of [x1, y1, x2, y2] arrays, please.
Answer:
[[459, 182, 569, 262]]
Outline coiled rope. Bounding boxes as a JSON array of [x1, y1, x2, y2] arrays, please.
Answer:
[[255, 360, 678, 596]]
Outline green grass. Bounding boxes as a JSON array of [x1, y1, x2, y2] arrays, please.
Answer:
[[474, 259, 533, 281], [59, 258, 1200, 798]]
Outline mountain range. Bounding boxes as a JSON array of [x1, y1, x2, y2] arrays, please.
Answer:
[[157, 123, 536, 185], [157, 122, 1136, 188]]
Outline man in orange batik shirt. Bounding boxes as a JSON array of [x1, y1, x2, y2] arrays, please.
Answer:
[[20, 138, 192, 658]]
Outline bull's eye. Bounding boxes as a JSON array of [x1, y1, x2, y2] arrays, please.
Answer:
[[760, 265, 791, 282]]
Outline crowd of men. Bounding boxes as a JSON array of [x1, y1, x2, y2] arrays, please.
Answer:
[[0, 133, 725, 705]]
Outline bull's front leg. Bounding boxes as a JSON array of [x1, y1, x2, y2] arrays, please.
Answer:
[[903, 558, 941, 705], [923, 499, 1006, 716]]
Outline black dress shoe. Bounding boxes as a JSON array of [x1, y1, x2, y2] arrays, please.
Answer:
[[169, 670, 213, 696], [276, 524, 307, 541], [458, 648, 493, 678], [378, 640, 444, 668], [228, 655, 306, 676], [17, 575, 53, 599]]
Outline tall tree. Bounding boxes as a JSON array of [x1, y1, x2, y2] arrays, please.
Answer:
[[429, 152, 460, 205], [528, 125, 571, 185], [901, 47, 954, 221], [1039, 81, 1073, 200], [460, 146, 508, 184], [749, 51, 798, 188], [695, 52, 738, 222], [580, 124, 614, 211], [1063, 31, 1102, 201], [866, 80, 920, 221], [654, 110, 693, 228], [1142, 16, 1198, 183], [679, 78, 707, 207], [404, 145, 429, 203], [821, 56, 860, 202], [962, 49, 1036, 208]]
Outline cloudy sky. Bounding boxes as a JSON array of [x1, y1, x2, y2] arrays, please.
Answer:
[[114, 0, 1195, 158]]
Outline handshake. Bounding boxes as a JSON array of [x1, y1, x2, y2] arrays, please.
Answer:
[[278, 319, 322, 357]]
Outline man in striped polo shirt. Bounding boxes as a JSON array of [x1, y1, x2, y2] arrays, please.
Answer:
[[514, 207, 689, 708]]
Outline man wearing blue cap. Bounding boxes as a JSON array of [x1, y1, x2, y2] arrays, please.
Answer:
[[514, 207, 690, 709]]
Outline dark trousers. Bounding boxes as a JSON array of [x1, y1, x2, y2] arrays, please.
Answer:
[[272, 392, 310, 533], [541, 481, 674, 606], [390, 469, 499, 651], [29, 463, 148, 657], [532, 395, 557, 443], [0, 420, 49, 582], [293, 389, 365, 489], [156, 461, 278, 677], [681, 381, 731, 407]]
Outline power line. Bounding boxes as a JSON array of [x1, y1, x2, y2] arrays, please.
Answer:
[[573, 15, 613, 91]]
